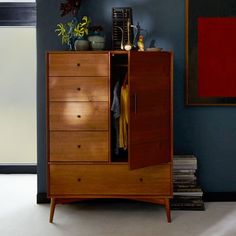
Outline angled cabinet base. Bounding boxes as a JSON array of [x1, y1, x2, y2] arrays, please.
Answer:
[[49, 196, 172, 223]]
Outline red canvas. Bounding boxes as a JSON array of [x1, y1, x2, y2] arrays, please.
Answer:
[[198, 17, 236, 97]]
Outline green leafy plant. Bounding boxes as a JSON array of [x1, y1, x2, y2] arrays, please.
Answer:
[[55, 16, 90, 45], [74, 16, 90, 37]]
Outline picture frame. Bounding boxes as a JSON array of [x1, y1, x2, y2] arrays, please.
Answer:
[[186, 0, 236, 106]]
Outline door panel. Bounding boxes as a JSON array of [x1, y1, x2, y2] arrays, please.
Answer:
[[129, 51, 172, 169]]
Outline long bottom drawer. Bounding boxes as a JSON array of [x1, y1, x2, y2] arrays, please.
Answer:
[[49, 164, 172, 196]]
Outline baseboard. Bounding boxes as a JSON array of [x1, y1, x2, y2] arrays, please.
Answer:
[[37, 193, 50, 204], [0, 165, 37, 174], [204, 192, 236, 202]]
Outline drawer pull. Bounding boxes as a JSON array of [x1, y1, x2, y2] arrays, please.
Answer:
[[77, 87, 81, 91], [77, 178, 81, 182], [77, 63, 81, 67], [77, 115, 81, 118], [139, 178, 143, 182], [77, 145, 81, 148]]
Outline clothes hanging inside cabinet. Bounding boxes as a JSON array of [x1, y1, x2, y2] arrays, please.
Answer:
[[119, 84, 128, 150], [111, 73, 129, 154], [111, 81, 121, 155]]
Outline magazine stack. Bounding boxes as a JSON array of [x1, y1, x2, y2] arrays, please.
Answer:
[[171, 155, 205, 210]]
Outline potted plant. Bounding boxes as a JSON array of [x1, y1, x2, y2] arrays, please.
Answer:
[[88, 25, 106, 50], [55, 15, 91, 50]]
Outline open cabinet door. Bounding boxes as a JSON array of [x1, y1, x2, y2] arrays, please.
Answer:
[[129, 51, 173, 169]]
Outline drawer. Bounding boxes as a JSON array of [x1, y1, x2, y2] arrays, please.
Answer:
[[49, 102, 108, 131], [49, 77, 109, 102], [48, 53, 109, 77], [49, 164, 171, 196], [50, 131, 108, 162]]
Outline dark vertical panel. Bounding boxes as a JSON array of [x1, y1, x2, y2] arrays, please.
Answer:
[[129, 52, 172, 169], [0, 3, 36, 26]]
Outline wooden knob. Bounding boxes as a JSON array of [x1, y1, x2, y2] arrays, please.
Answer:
[[77, 178, 81, 182], [77, 145, 81, 148], [139, 178, 143, 182], [77, 115, 81, 118], [77, 87, 81, 91], [77, 63, 80, 67]]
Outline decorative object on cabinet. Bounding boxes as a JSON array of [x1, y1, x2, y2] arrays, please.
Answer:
[[186, 0, 236, 105], [124, 19, 132, 51], [137, 35, 145, 51], [46, 50, 173, 223], [112, 7, 134, 50], [55, 15, 90, 50], [88, 25, 105, 50], [74, 38, 90, 51], [132, 22, 148, 50]]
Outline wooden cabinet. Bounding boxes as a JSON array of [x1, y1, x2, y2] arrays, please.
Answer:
[[47, 51, 173, 223]]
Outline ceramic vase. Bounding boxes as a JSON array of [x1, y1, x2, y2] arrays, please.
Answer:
[[74, 39, 90, 51], [88, 35, 105, 50]]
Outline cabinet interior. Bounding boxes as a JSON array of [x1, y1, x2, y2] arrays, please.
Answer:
[[110, 53, 128, 163]]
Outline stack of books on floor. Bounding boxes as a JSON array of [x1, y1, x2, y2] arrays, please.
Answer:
[[171, 155, 205, 210]]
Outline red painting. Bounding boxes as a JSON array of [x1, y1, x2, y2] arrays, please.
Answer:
[[198, 17, 236, 98]]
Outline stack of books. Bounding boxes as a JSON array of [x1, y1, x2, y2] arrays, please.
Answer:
[[171, 155, 205, 210]]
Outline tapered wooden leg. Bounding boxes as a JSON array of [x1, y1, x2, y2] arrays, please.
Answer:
[[165, 198, 171, 223], [49, 198, 56, 223]]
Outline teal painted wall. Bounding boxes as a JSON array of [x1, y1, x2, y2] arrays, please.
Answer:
[[37, 0, 236, 195]]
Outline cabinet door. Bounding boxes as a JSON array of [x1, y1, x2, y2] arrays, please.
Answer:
[[129, 51, 173, 169]]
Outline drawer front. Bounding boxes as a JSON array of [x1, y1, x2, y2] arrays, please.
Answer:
[[49, 77, 109, 102], [49, 102, 108, 131], [48, 53, 109, 77], [50, 131, 108, 162], [49, 164, 171, 196]]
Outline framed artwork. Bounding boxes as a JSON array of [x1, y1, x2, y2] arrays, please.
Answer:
[[186, 0, 236, 105]]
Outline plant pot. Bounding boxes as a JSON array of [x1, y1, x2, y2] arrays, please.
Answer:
[[74, 39, 90, 51], [88, 35, 105, 50]]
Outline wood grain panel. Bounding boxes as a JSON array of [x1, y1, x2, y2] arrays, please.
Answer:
[[49, 164, 171, 196], [49, 102, 108, 130], [49, 53, 109, 77], [130, 141, 170, 170], [49, 77, 109, 102], [50, 131, 108, 162], [129, 51, 172, 169]]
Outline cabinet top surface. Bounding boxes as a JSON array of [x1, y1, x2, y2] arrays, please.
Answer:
[[47, 50, 172, 55]]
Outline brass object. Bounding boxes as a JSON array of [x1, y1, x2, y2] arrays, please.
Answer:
[[124, 19, 132, 51]]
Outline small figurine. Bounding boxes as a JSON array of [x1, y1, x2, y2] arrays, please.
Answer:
[[137, 35, 145, 51]]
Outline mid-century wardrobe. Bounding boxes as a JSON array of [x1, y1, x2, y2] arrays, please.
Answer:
[[46, 50, 173, 223]]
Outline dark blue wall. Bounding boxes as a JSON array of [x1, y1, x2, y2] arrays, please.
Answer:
[[37, 0, 236, 196]]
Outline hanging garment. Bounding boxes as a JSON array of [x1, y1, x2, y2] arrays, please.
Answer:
[[111, 81, 121, 155], [119, 84, 128, 150]]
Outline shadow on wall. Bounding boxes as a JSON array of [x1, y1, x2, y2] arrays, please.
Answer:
[[83, 0, 173, 50]]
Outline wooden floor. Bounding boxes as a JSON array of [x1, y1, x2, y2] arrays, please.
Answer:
[[1, 174, 236, 236]]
